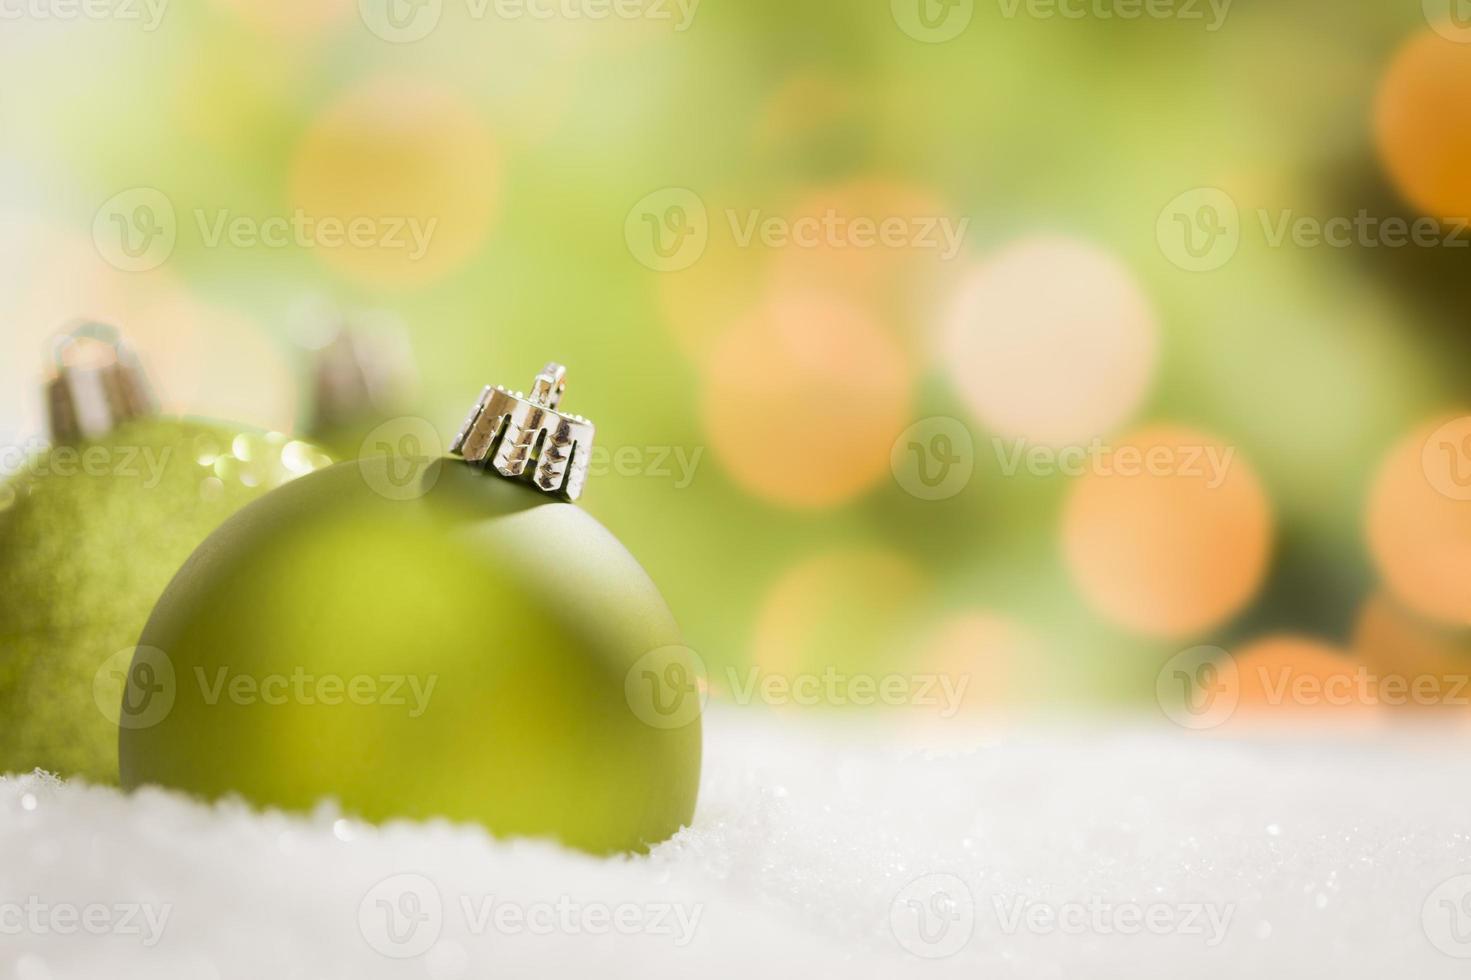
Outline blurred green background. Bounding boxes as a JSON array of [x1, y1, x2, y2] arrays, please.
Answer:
[[4, 0, 1471, 722]]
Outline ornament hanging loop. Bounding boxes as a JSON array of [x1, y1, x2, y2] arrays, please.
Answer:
[[529, 362, 566, 410], [46, 322, 156, 445]]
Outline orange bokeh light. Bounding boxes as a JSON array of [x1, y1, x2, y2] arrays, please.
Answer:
[[135, 295, 299, 434], [656, 206, 766, 367], [1231, 635, 1370, 723], [1366, 416, 1471, 627], [1062, 425, 1273, 638], [912, 611, 1043, 716], [941, 236, 1157, 447], [1374, 30, 1471, 222], [289, 76, 499, 288], [701, 287, 914, 509], [1353, 592, 1471, 713], [659, 177, 957, 370], [769, 178, 959, 361], [751, 548, 926, 683]]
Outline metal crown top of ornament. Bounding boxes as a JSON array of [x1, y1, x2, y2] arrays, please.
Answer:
[[46, 323, 156, 445], [451, 363, 596, 503]]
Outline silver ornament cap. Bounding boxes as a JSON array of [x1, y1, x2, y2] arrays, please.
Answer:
[[45, 323, 156, 445], [451, 363, 595, 501], [306, 318, 417, 437]]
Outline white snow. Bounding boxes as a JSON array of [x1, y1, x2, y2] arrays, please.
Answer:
[[2, 707, 1470, 979]]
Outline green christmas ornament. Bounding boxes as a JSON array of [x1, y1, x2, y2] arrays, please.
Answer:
[[0, 324, 334, 784], [120, 364, 702, 855]]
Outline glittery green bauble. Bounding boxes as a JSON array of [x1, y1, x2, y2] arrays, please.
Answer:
[[119, 457, 703, 855], [0, 420, 332, 784]]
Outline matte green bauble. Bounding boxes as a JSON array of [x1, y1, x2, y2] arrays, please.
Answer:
[[0, 419, 333, 783], [119, 455, 702, 855]]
